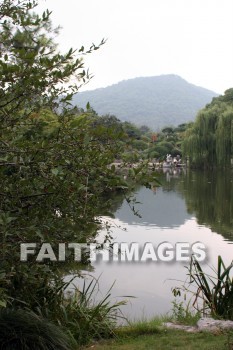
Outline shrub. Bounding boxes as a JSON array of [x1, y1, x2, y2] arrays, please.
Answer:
[[0, 308, 75, 350]]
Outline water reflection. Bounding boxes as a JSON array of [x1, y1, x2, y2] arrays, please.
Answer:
[[115, 184, 192, 229], [74, 169, 233, 320], [113, 168, 233, 240], [177, 170, 233, 241]]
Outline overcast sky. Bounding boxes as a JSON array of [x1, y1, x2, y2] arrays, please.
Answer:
[[38, 0, 233, 94]]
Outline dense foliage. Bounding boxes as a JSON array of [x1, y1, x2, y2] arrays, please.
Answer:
[[74, 113, 189, 162], [0, 0, 130, 345], [183, 89, 233, 168], [0, 308, 75, 350], [120, 121, 189, 162]]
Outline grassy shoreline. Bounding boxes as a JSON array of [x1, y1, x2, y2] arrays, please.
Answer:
[[83, 317, 232, 350]]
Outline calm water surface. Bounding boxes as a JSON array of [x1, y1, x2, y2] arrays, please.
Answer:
[[77, 169, 233, 320]]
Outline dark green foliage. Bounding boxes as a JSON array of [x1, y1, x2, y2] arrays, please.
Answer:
[[0, 308, 75, 350], [0, 265, 126, 346], [73, 75, 217, 129], [0, 1, 127, 344]]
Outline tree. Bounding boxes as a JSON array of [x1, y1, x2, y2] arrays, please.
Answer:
[[182, 90, 233, 168], [0, 0, 124, 315]]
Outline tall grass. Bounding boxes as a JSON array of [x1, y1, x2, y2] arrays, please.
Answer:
[[7, 275, 127, 346], [58, 278, 127, 345], [183, 256, 233, 320]]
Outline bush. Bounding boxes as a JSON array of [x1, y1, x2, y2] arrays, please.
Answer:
[[2, 273, 126, 346], [0, 308, 75, 350]]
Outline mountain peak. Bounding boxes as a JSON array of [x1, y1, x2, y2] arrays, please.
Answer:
[[73, 75, 218, 129]]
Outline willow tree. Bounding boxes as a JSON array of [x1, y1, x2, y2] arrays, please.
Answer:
[[182, 89, 233, 168], [216, 108, 233, 166]]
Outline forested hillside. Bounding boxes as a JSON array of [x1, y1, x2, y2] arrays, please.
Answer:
[[73, 75, 218, 129]]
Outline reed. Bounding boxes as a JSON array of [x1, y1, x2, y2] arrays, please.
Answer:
[[59, 278, 127, 345], [187, 256, 233, 320]]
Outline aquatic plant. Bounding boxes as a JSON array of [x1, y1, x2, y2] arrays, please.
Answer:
[[174, 256, 233, 320]]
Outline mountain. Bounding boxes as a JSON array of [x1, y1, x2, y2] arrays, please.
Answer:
[[73, 75, 218, 129]]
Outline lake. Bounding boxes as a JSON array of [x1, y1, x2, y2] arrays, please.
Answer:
[[75, 168, 233, 321]]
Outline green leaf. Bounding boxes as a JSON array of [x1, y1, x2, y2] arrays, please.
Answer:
[[0, 301, 6, 308], [51, 168, 59, 176]]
